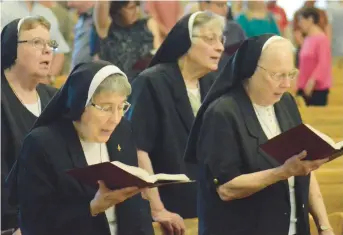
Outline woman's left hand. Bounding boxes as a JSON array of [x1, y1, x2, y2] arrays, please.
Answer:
[[304, 79, 315, 97], [152, 209, 185, 235]]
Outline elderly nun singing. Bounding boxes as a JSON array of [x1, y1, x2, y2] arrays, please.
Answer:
[[184, 34, 333, 235], [126, 10, 225, 225], [7, 61, 154, 235]]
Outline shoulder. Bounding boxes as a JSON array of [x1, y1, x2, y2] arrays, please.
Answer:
[[27, 123, 62, 146], [204, 94, 240, 122], [37, 84, 58, 98], [133, 64, 171, 86]]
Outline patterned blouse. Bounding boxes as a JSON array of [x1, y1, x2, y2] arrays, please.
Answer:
[[99, 19, 154, 81]]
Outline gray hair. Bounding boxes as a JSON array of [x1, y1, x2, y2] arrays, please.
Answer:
[[191, 11, 226, 40], [92, 73, 131, 99]]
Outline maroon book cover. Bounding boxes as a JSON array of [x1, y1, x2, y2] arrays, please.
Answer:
[[260, 124, 343, 164], [66, 162, 192, 190]]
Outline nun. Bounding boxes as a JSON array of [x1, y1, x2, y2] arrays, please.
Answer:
[[184, 34, 333, 235], [1, 17, 57, 231], [7, 61, 154, 235], [126, 11, 225, 222]]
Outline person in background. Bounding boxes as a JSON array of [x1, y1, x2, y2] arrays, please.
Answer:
[[67, 1, 96, 70], [236, 1, 280, 38], [1, 16, 57, 233], [144, 1, 183, 46], [267, 1, 289, 37], [7, 61, 154, 235], [94, 0, 159, 81], [0, 0, 70, 80], [198, 0, 245, 57], [184, 34, 333, 235], [296, 7, 332, 106], [40, 1, 77, 75], [126, 11, 225, 231], [292, 0, 331, 68]]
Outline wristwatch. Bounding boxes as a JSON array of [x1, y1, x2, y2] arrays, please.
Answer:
[[319, 225, 331, 231]]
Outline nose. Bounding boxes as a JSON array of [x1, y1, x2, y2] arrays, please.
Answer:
[[42, 44, 53, 54], [281, 77, 292, 89], [108, 110, 122, 125], [214, 40, 224, 53]]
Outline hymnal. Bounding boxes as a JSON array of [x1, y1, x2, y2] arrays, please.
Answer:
[[67, 161, 193, 189], [260, 124, 343, 164]]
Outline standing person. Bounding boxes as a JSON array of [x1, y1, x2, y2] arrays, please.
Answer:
[[236, 1, 280, 37], [145, 1, 183, 45], [127, 11, 225, 226], [93, 0, 159, 81], [297, 7, 332, 106], [267, 1, 289, 37], [184, 34, 334, 235], [1, 16, 57, 232], [7, 61, 154, 235]]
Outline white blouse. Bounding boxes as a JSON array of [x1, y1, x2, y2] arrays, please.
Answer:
[[253, 103, 297, 235], [79, 140, 117, 235]]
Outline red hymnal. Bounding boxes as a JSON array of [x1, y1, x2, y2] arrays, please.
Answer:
[[67, 161, 193, 189], [260, 124, 343, 164]]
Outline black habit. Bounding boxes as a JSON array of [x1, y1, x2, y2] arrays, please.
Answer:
[[126, 11, 220, 218], [7, 61, 154, 235], [1, 18, 57, 230], [184, 34, 311, 235]]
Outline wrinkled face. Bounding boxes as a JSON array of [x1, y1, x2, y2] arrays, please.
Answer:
[[298, 16, 313, 33], [187, 23, 224, 71], [249, 41, 297, 106], [16, 25, 54, 78], [202, 1, 228, 17], [120, 1, 140, 26], [77, 91, 130, 143]]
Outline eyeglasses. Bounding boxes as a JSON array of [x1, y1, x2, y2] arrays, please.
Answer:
[[90, 101, 131, 116], [257, 65, 298, 82], [192, 34, 226, 45], [18, 37, 59, 51]]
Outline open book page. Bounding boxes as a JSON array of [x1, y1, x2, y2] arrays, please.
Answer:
[[111, 161, 151, 181], [111, 161, 191, 184], [148, 173, 190, 184], [305, 124, 342, 149]]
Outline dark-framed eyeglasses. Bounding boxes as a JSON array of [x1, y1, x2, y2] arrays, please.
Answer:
[[18, 37, 59, 51], [257, 65, 299, 82], [90, 101, 131, 116], [192, 34, 226, 45]]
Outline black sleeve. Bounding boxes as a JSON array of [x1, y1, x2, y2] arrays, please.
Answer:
[[17, 133, 93, 234], [197, 101, 243, 188], [127, 77, 160, 153]]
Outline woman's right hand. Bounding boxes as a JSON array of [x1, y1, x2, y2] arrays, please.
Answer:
[[281, 150, 329, 178], [90, 181, 143, 216]]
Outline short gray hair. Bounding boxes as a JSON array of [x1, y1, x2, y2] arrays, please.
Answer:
[[92, 73, 131, 99], [191, 11, 226, 40]]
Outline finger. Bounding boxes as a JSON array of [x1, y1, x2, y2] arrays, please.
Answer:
[[172, 222, 182, 235], [98, 180, 108, 193], [296, 150, 307, 160], [161, 221, 174, 235]]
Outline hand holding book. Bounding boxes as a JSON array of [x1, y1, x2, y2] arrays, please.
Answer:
[[90, 181, 143, 216], [67, 161, 193, 190], [278, 150, 329, 179], [260, 124, 343, 164]]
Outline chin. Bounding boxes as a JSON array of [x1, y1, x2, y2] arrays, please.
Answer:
[[95, 136, 111, 143]]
